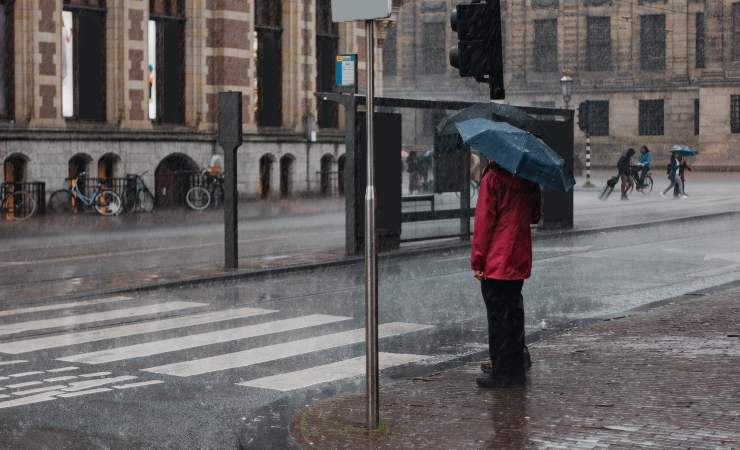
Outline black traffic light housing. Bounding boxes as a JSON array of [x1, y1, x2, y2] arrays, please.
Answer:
[[578, 102, 590, 134], [449, 0, 505, 100]]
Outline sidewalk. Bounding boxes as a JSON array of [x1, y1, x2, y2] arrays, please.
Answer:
[[291, 284, 740, 449]]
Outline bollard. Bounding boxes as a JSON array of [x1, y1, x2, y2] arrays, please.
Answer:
[[583, 134, 593, 187]]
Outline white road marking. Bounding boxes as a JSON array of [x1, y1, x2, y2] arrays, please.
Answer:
[[238, 352, 429, 392], [12, 385, 67, 396], [59, 314, 352, 365], [0, 376, 7, 381], [0, 360, 27, 366], [0, 301, 207, 336], [56, 388, 112, 398], [44, 376, 77, 383], [113, 380, 164, 390], [0, 394, 8, 399], [61, 376, 138, 393], [46, 366, 78, 373], [79, 372, 111, 378], [7, 371, 44, 378], [145, 322, 434, 378], [0, 307, 277, 354], [0, 296, 132, 318], [6, 381, 42, 389], [0, 391, 59, 409]]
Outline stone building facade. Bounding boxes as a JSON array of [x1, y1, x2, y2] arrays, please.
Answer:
[[384, 0, 740, 170], [0, 0, 390, 203]]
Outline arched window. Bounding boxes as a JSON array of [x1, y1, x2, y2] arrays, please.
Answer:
[[154, 153, 198, 207], [259, 154, 275, 198], [316, 0, 338, 128], [98, 153, 120, 179], [255, 0, 282, 127], [319, 154, 335, 195], [62, 0, 106, 121], [0, 0, 14, 121], [3, 154, 27, 183], [149, 0, 185, 123], [68, 153, 92, 180], [279, 154, 294, 197]]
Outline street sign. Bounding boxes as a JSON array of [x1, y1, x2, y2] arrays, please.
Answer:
[[336, 54, 357, 93], [331, 0, 391, 22]]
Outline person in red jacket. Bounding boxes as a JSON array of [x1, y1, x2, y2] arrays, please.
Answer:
[[471, 161, 541, 388]]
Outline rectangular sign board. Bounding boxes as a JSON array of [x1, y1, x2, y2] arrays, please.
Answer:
[[331, 0, 392, 22], [336, 54, 357, 90]]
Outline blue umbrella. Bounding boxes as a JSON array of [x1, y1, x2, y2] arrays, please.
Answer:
[[455, 118, 575, 192], [671, 145, 699, 157]]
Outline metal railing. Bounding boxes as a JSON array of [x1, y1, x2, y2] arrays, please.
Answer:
[[1, 182, 46, 216]]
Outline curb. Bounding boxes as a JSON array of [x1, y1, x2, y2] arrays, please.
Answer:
[[42, 209, 740, 303]]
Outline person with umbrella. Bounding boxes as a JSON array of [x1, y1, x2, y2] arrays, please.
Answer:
[[617, 148, 636, 200], [661, 151, 688, 199], [456, 118, 574, 388]]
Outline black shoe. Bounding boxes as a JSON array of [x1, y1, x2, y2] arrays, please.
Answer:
[[481, 349, 532, 374], [476, 373, 525, 388]]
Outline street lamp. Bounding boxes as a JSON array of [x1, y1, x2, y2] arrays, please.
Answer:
[[560, 74, 573, 110]]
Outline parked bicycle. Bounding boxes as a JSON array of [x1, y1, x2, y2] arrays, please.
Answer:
[[186, 171, 224, 211], [0, 186, 37, 221], [121, 171, 155, 213], [48, 172, 122, 216]]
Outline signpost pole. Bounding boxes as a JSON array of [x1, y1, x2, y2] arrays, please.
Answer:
[[364, 18, 380, 431]]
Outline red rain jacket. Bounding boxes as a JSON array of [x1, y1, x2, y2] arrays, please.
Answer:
[[471, 165, 541, 280]]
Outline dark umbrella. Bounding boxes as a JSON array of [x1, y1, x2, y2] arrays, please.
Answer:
[[455, 118, 575, 192], [671, 145, 699, 157], [436, 102, 537, 138]]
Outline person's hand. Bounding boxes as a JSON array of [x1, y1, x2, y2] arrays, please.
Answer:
[[473, 271, 484, 280]]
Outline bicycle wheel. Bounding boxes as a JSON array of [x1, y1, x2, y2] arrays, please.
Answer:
[[49, 190, 72, 213], [94, 190, 122, 216], [139, 190, 155, 213], [644, 175, 654, 194], [186, 186, 211, 211], [8, 191, 37, 221]]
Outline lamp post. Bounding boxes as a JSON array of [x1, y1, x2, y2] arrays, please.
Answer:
[[560, 74, 573, 110]]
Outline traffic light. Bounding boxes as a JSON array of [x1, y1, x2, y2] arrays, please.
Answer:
[[578, 102, 590, 134], [449, 0, 505, 100]]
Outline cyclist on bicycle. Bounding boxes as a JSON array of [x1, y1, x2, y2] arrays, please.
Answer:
[[637, 145, 652, 191]]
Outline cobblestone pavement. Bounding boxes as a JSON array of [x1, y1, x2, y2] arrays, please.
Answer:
[[292, 286, 740, 449]]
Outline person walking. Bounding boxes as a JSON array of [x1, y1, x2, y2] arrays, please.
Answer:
[[661, 152, 688, 199], [617, 148, 636, 200], [637, 145, 652, 191], [471, 161, 541, 388], [406, 152, 419, 194], [673, 154, 692, 198]]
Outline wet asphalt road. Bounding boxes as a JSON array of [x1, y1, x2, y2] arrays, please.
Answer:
[[0, 214, 739, 449]]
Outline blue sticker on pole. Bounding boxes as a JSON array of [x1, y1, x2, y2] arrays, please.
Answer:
[[336, 54, 357, 88]]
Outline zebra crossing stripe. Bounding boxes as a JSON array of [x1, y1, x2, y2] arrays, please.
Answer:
[[46, 367, 78, 373], [144, 322, 433, 378], [237, 352, 429, 392], [0, 296, 133, 318], [61, 375, 138, 393], [12, 385, 67, 396], [0, 307, 276, 354], [0, 360, 27, 366], [56, 388, 112, 398], [0, 391, 59, 409], [0, 302, 207, 337], [58, 314, 351, 365], [113, 380, 164, 390]]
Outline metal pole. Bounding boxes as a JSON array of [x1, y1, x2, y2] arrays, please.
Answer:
[[584, 133, 593, 187], [364, 19, 380, 430], [224, 147, 238, 269]]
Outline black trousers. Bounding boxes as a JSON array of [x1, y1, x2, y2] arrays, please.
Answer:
[[481, 279, 526, 379]]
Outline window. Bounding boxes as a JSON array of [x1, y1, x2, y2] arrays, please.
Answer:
[[694, 99, 700, 136], [731, 96, 740, 133], [62, 0, 106, 121], [149, 0, 185, 124], [383, 25, 397, 77], [422, 22, 447, 74], [696, 13, 705, 69], [255, 0, 282, 127], [316, 0, 338, 129], [641, 15, 665, 71], [0, 1, 12, 120], [586, 17, 611, 71], [639, 99, 664, 136], [534, 19, 557, 72], [734, 4, 740, 61], [587, 101, 609, 136]]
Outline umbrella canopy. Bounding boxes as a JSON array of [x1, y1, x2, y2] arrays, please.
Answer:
[[671, 145, 699, 157], [455, 118, 575, 192], [437, 102, 537, 138]]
